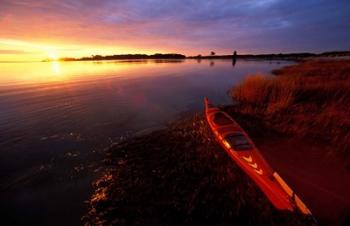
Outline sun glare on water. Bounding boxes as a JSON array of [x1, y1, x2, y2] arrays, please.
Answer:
[[51, 61, 61, 74]]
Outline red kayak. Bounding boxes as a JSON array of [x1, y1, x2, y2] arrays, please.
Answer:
[[204, 97, 311, 215]]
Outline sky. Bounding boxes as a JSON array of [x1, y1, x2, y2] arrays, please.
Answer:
[[0, 0, 349, 61]]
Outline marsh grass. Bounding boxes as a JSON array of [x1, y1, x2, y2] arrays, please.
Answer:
[[230, 60, 350, 153]]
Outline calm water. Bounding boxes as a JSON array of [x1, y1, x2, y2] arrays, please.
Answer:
[[0, 59, 290, 225]]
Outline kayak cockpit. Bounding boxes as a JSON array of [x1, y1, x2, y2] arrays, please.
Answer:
[[225, 132, 253, 151]]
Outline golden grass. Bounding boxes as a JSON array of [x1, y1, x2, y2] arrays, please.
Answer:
[[230, 60, 350, 153]]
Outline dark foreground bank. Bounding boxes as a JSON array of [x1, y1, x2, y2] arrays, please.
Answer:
[[83, 114, 312, 226]]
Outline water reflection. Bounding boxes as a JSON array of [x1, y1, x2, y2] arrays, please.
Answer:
[[0, 59, 291, 225], [0, 59, 189, 87], [51, 61, 61, 74], [232, 58, 236, 67]]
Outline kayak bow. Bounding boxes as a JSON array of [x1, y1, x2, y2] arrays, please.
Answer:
[[204, 97, 311, 215]]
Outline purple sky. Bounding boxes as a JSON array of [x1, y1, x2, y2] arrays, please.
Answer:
[[0, 0, 350, 58]]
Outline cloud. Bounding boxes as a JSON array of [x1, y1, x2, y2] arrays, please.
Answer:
[[0, 0, 349, 55]]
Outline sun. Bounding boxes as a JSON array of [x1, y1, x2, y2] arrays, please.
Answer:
[[47, 49, 59, 61]]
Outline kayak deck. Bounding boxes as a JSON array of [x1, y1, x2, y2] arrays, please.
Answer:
[[204, 97, 312, 215]]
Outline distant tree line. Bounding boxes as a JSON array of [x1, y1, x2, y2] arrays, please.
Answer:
[[60, 53, 186, 61], [53, 50, 350, 62]]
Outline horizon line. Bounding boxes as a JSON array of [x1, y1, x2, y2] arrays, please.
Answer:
[[2, 50, 350, 63]]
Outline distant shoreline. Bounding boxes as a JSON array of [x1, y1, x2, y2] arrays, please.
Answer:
[[189, 51, 350, 61], [44, 53, 186, 62]]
